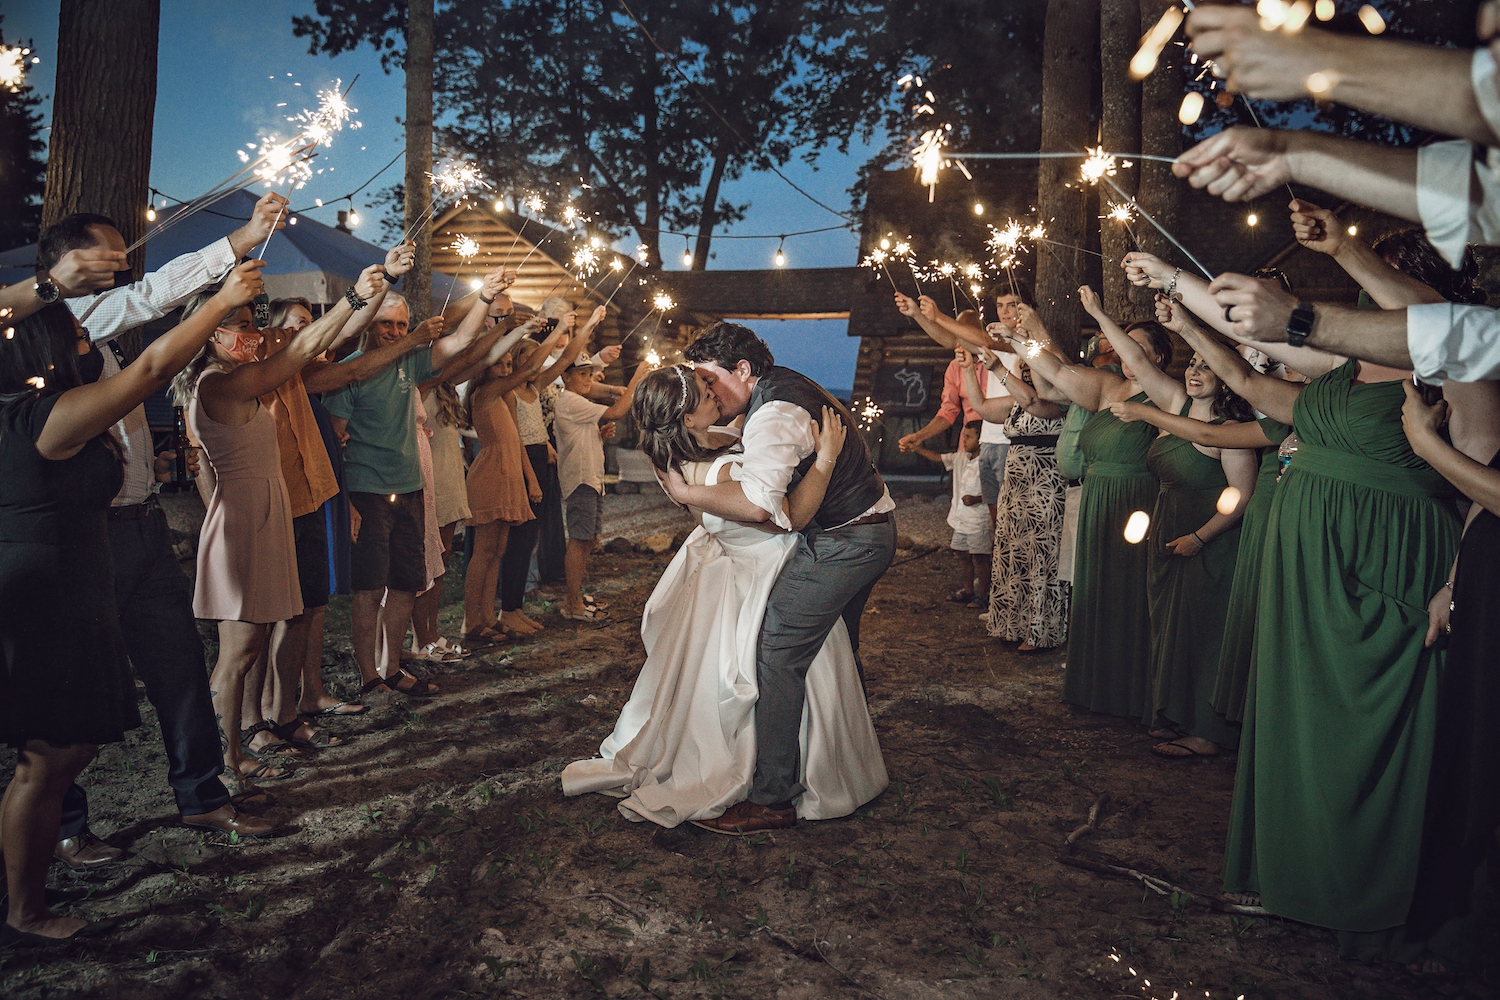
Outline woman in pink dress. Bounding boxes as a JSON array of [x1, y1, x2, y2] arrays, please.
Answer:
[[172, 265, 387, 787], [461, 315, 576, 645]]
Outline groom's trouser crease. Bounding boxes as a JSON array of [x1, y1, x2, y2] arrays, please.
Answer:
[[748, 518, 897, 807]]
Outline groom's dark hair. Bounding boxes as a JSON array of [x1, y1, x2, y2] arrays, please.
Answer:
[[683, 321, 775, 376]]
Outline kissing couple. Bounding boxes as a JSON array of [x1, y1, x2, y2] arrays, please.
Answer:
[[562, 323, 896, 832]]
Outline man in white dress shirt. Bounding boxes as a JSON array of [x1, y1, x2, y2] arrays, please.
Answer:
[[33, 195, 287, 853], [659, 323, 897, 834]]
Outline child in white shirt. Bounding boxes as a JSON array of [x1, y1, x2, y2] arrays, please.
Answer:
[[913, 420, 991, 607]]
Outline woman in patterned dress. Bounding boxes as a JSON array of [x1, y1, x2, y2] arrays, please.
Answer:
[[956, 347, 1070, 650]]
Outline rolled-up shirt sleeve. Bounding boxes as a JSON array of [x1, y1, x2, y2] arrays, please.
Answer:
[[1408, 301, 1500, 384], [1416, 51, 1500, 271], [733, 401, 818, 530]]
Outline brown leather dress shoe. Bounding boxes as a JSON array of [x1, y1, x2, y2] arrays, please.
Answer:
[[180, 805, 276, 839], [53, 833, 124, 869], [691, 801, 796, 835]]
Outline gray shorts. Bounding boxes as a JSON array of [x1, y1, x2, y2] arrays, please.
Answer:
[[978, 442, 1009, 506], [564, 485, 605, 541]]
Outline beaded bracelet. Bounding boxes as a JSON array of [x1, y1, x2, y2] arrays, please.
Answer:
[[345, 286, 368, 311]]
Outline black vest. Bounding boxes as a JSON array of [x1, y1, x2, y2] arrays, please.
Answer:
[[745, 367, 886, 530]]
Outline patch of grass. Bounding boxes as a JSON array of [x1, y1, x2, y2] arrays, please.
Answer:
[[982, 776, 1019, 809]]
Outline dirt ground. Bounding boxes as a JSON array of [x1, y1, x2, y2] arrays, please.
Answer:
[[2, 492, 1496, 1000]]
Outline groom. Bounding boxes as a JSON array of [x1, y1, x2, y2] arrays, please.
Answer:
[[660, 322, 897, 833]]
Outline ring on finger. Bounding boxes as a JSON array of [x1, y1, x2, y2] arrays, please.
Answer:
[[1224, 304, 1235, 323]]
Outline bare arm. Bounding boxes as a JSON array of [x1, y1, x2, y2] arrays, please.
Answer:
[[957, 348, 1015, 423], [1155, 295, 1303, 426], [896, 292, 958, 348], [1080, 285, 1184, 412], [431, 266, 514, 368], [1289, 201, 1445, 309], [1110, 402, 1276, 449], [1, 248, 125, 322], [1404, 381, 1500, 519], [786, 405, 847, 532], [303, 321, 440, 394], [1206, 273, 1414, 370], [35, 262, 265, 461], [1009, 329, 1121, 412], [599, 361, 651, 422], [1197, 448, 1259, 541], [1185, 5, 1495, 146]]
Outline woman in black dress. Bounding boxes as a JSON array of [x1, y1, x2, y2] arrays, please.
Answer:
[[0, 261, 263, 947]]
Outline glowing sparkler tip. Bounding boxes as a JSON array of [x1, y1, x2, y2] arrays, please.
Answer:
[[652, 292, 676, 312], [1080, 146, 1118, 185], [524, 193, 546, 214], [856, 396, 885, 431], [0, 44, 32, 91], [634, 244, 650, 264], [645, 349, 662, 367]]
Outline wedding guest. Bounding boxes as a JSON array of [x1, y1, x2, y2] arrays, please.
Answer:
[[498, 311, 597, 634], [958, 345, 1070, 651], [32, 195, 287, 859], [2, 261, 266, 946], [174, 265, 386, 787], [909, 418, 990, 607], [1016, 304, 1172, 722], [1086, 287, 1258, 757], [555, 354, 651, 620], [321, 270, 504, 699], [407, 382, 471, 662]]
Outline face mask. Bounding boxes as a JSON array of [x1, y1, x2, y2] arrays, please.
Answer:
[[77, 343, 105, 384], [218, 327, 262, 363]]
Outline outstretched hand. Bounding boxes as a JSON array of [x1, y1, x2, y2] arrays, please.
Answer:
[[385, 242, 417, 277], [1122, 251, 1170, 290], [217, 260, 267, 308], [1174, 126, 1293, 203], [1077, 285, 1103, 318], [1289, 199, 1345, 256], [49, 248, 129, 296]]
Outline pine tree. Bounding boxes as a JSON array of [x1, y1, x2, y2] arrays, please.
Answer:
[[0, 17, 46, 249]]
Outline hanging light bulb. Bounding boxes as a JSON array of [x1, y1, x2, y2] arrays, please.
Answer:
[[973, 202, 984, 216], [347, 206, 361, 227], [773, 238, 786, 267], [1246, 212, 1259, 227], [681, 237, 693, 268], [145, 203, 157, 222], [1347, 224, 1358, 236]]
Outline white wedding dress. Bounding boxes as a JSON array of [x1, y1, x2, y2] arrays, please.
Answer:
[[561, 455, 888, 827]]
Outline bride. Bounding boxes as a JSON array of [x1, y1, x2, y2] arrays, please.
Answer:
[[561, 364, 888, 828]]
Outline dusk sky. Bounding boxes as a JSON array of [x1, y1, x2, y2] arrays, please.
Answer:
[[5, 1, 881, 389]]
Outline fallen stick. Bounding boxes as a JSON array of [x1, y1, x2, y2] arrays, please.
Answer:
[[566, 891, 643, 922], [1055, 853, 1187, 898], [1064, 791, 1110, 847]]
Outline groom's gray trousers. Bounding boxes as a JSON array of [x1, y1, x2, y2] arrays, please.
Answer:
[[749, 516, 897, 806]]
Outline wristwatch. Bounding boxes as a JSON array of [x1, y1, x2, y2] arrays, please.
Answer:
[[1285, 303, 1316, 348], [34, 273, 61, 304]]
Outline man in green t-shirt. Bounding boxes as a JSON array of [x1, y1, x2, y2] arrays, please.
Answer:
[[323, 271, 507, 697]]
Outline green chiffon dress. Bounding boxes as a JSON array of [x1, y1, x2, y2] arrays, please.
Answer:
[[1209, 415, 1292, 723], [1145, 413, 1243, 750], [1223, 359, 1461, 939], [1063, 392, 1157, 720]]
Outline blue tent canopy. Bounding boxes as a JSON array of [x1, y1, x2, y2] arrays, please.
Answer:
[[0, 188, 460, 306]]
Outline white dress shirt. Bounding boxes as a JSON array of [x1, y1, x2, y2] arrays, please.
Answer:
[[1416, 51, 1500, 268], [68, 237, 239, 506], [733, 399, 895, 531], [1407, 301, 1500, 384]]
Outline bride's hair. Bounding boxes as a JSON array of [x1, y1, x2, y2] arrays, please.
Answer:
[[632, 365, 722, 472]]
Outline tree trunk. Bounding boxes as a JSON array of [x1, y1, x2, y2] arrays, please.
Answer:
[[1136, 0, 1185, 311], [691, 147, 728, 271], [1099, 0, 1141, 322], [43, 0, 159, 278], [1035, 0, 1100, 357], [640, 51, 662, 268], [404, 0, 435, 324]]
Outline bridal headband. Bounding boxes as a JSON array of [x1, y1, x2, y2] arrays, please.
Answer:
[[675, 366, 689, 411]]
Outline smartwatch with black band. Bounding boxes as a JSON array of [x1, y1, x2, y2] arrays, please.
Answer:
[[1285, 303, 1316, 348]]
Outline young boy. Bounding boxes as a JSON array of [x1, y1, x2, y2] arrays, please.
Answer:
[[912, 420, 991, 608], [554, 354, 650, 620]]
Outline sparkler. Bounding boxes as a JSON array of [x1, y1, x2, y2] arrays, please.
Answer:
[[402, 158, 491, 243], [861, 247, 900, 295], [1, 43, 36, 93], [504, 192, 547, 260], [620, 291, 676, 346], [600, 246, 649, 310], [439, 234, 482, 313], [856, 397, 885, 432], [645, 348, 662, 368], [286, 78, 360, 148]]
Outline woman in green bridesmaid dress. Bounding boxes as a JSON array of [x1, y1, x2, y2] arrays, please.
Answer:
[[1011, 289, 1174, 722], [1110, 298, 1301, 727], [1090, 293, 1259, 754], [1225, 356, 1460, 948]]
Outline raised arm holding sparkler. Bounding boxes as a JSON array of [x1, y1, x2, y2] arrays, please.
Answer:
[[0, 248, 125, 323], [1080, 285, 1184, 416]]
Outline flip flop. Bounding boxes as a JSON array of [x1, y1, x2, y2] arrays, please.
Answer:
[[386, 668, 439, 697], [268, 719, 346, 750], [240, 720, 305, 758], [240, 760, 295, 782], [1151, 738, 1219, 759]]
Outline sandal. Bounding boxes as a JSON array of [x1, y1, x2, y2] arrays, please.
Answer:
[[360, 676, 395, 697], [267, 719, 346, 750], [947, 590, 974, 604], [301, 701, 368, 717], [238, 760, 295, 782], [386, 668, 439, 697], [219, 773, 276, 810], [240, 720, 305, 758], [462, 625, 509, 648], [582, 594, 609, 610], [559, 607, 600, 622]]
